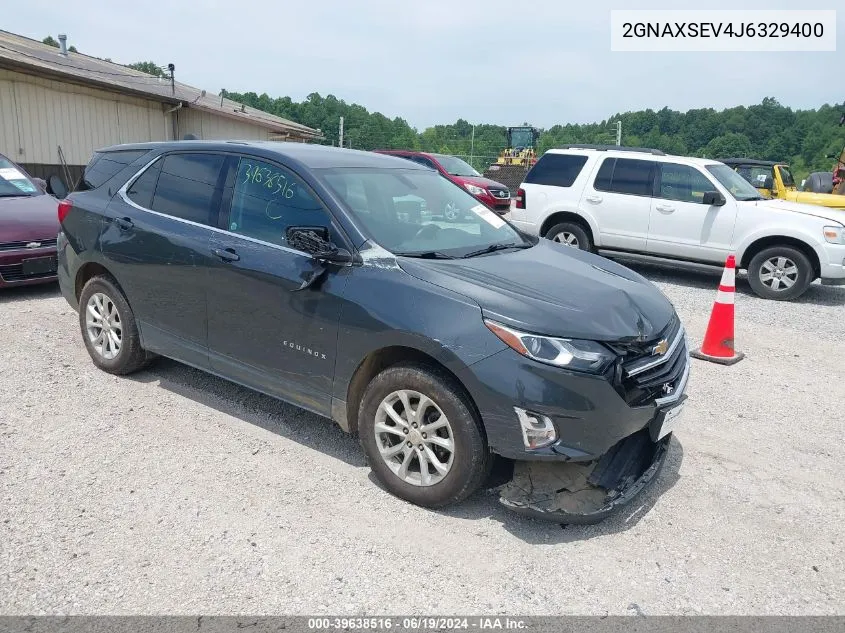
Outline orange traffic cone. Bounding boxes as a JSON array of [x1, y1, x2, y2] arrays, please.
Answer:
[[690, 255, 745, 365]]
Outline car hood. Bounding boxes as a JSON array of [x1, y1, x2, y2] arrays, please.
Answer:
[[0, 194, 60, 242], [787, 190, 845, 210], [746, 198, 845, 224], [397, 240, 675, 342], [452, 174, 509, 191]]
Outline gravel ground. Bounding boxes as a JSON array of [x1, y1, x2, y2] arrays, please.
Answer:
[[1, 263, 844, 616]]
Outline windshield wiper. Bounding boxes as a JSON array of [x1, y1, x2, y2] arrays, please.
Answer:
[[462, 242, 531, 258], [394, 250, 457, 259], [0, 193, 30, 198]]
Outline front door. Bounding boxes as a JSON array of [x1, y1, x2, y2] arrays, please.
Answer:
[[102, 152, 229, 367], [581, 157, 656, 251], [646, 162, 738, 263], [206, 155, 351, 416]]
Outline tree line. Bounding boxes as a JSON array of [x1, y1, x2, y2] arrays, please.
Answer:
[[221, 91, 844, 179]]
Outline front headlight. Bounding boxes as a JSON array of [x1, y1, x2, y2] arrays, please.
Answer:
[[823, 226, 845, 244], [484, 320, 616, 373], [464, 183, 486, 196]]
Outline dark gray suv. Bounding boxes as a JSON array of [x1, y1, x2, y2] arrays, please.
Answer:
[[57, 141, 689, 523]]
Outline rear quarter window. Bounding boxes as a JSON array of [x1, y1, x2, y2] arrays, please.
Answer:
[[524, 153, 588, 187], [77, 149, 151, 191]]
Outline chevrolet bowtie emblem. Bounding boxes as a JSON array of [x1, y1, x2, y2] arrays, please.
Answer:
[[652, 339, 669, 355], [26, 241, 42, 249]]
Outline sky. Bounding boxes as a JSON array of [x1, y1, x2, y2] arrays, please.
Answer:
[[2, 0, 842, 130]]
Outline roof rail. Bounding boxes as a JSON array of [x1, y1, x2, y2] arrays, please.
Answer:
[[559, 144, 666, 156]]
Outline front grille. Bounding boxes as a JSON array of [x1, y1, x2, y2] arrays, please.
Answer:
[[617, 318, 689, 407], [0, 238, 58, 252], [0, 260, 57, 283], [488, 188, 510, 200]]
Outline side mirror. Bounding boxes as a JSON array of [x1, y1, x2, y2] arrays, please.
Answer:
[[761, 175, 774, 190], [46, 174, 69, 199], [286, 226, 353, 264], [702, 191, 726, 206]]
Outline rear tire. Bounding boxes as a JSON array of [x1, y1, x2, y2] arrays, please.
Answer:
[[544, 221, 593, 252], [358, 362, 491, 508], [78, 275, 151, 374], [747, 246, 813, 301]]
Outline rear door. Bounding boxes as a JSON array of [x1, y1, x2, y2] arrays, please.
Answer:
[[103, 152, 229, 367], [205, 154, 352, 416], [581, 157, 656, 251], [646, 161, 738, 262]]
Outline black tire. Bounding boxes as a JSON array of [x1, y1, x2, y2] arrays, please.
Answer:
[[804, 171, 834, 194], [358, 362, 491, 508], [747, 246, 814, 301], [544, 221, 592, 252], [78, 275, 151, 374]]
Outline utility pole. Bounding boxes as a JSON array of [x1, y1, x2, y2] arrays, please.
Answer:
[[470, 125, 475, 167], [338, 117, 344, 149], [168, 63, 175, 96], [615, 120, 621, 146]]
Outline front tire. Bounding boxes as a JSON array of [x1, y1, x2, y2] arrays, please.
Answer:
[[358, 363, 491, 508], [78, 275, 151, 374], [747, 246, 813, 301], [544, 222, 592, 252]]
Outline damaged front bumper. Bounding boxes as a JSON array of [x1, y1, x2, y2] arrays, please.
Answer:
[[498, 429, 671, 524]]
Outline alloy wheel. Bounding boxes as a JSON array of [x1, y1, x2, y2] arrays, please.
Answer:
[[373, 389, 455, 487], [85, 292, 122, 360], [760, 256, 798, 291], [552, 231, 579, 248]]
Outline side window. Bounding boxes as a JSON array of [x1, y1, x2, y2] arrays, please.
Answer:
[[524, 154, 588, 187], [594, 158, 655, 196], [150, 153, 226, 226], [227, 157, 327, 248], [126, 158, 162, 208], [657, 163, 716, 204]]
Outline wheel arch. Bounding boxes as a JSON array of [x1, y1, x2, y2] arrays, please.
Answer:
[[344, 345, 483, 437], [539, 210, 596, 244], [739, 235, 821, 279], [75, 261, 118, 300]]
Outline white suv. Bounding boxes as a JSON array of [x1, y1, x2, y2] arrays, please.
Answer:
[[509, 145, 845, 300]]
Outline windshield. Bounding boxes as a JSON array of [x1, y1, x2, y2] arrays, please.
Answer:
[[509, 128, 535, 149], [778, 165, 795, 188], [320, 167, 528, 257], [0, 156, 38, 197], [431, 154, 480, 177], [706, 164, 763, 201]]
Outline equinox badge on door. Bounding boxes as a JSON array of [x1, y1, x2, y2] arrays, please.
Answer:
[[283, 340, 327, 360]]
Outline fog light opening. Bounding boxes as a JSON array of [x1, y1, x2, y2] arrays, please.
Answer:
[[514, 407, 557, 450]]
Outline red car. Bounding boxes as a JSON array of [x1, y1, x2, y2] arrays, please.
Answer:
[[0, 154, 65, 288], [374, 150, 511, 215]]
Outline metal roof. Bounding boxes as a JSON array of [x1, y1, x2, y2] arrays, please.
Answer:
[[98, 140, 430, 170], [0, 30, 320, 140]]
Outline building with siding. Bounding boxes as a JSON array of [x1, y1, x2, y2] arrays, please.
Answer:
[[0, 30, 320, 185]]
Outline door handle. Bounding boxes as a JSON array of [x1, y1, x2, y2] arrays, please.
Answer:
[[655, 205, 675, 213], [212, 247, 240, 262], [585, 195, 603, 203], [114, 217, 134, 230]]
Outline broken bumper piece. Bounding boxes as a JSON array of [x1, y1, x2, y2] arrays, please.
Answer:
[[498, 429, 670, 524]]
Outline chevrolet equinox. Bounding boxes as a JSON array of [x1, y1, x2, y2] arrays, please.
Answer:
[[57, 141, 690, 523]]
